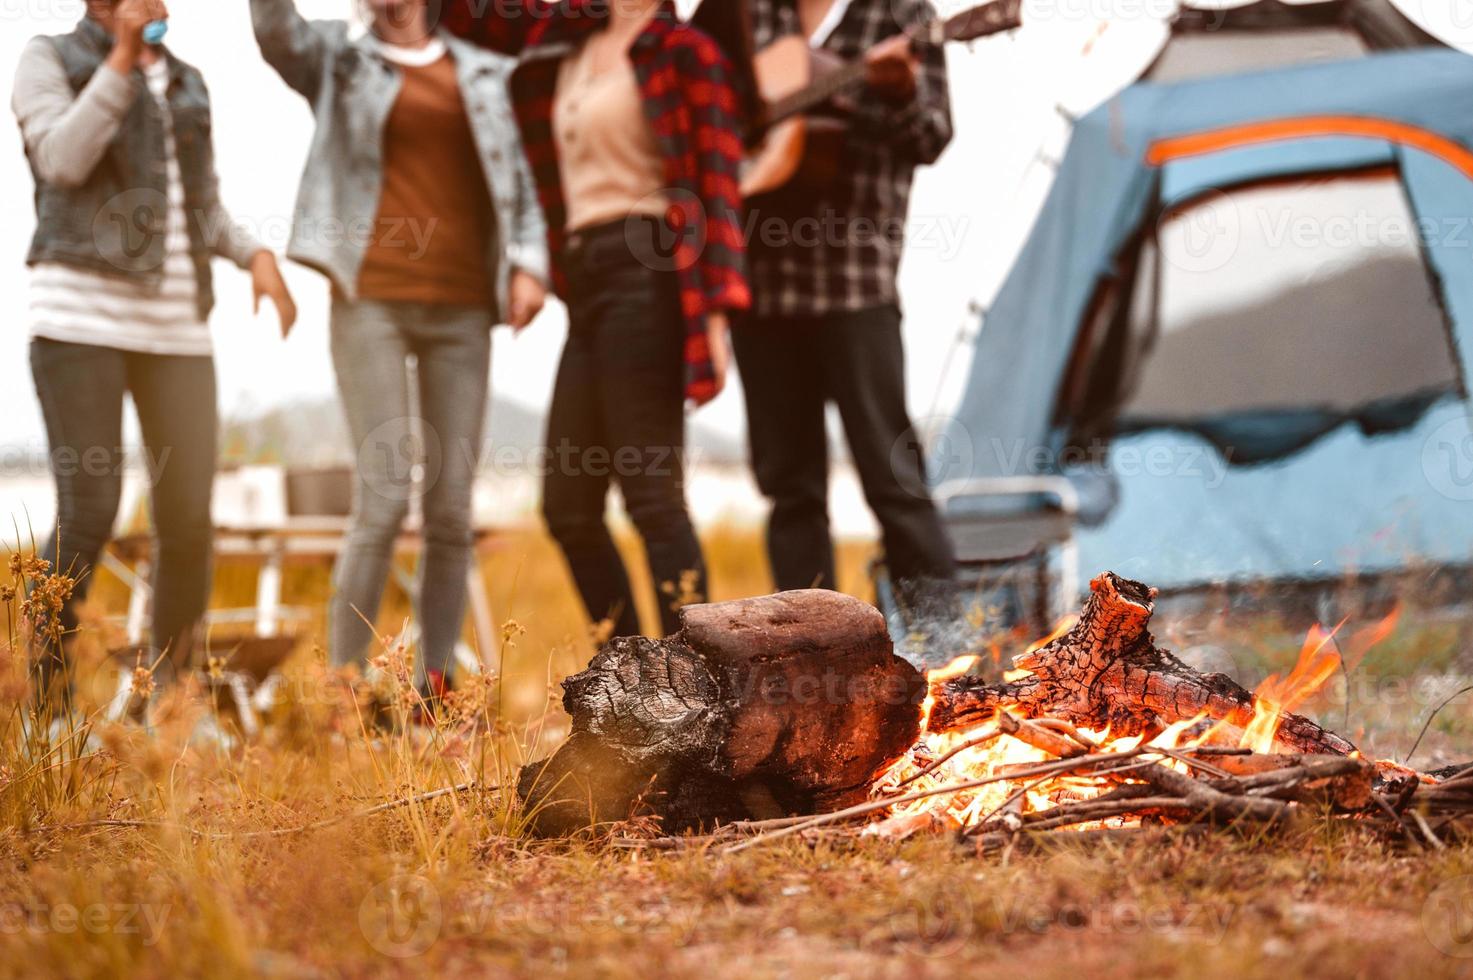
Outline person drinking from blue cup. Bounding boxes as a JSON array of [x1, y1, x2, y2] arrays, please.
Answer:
[[12, 0, 297, 718]]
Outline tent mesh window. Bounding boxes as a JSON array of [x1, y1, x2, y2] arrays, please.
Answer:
[[1111, 169, 1463, 459]]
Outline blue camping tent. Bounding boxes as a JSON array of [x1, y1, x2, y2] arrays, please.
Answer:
[[948, 11, 1473, 601]]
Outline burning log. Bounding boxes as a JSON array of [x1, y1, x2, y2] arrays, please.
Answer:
[[518, 590, 926, 836], [519, 570, 1450, 846], [927, 573, 1358, 757]]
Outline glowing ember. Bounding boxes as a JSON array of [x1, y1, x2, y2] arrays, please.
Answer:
[[876, 612, 1210, 835], [919, 654, 981, 731], [1025, 615, 1076, 656], [872, 707, 1207, 834], [1003, 615, 1076, 683]]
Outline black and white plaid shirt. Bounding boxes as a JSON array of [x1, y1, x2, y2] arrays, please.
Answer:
[[747, 0, 953, 318]]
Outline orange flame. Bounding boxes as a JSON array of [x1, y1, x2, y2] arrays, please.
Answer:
[[1005, 615, 1077, 681], [1240, 620, 1344, 754], [927, 654, 981, 685], [1342, 602, 1402, 674], [1236, 607, 1400, 754], [920, 654, 980, 731], [1025, 615, 1076, 657]]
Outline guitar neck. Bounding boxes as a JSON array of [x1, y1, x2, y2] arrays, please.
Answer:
[[767, 60, 868, 125]]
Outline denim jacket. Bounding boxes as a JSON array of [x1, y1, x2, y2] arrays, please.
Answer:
[[15, 18, 262, 321], [250, 0, 548, 315]]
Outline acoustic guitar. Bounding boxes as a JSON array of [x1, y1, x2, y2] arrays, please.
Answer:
[[741, 0, 1024, 199]]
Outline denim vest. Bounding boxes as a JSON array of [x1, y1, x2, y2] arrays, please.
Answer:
[[25, 18, 221, 320], [251, 1, 547, 315]]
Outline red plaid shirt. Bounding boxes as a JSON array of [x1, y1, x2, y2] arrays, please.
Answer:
[[445, 0, 751, 403], [441, 0, 534, 55]]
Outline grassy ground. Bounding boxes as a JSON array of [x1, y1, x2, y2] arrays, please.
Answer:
[[3, 526, 1473, 978]]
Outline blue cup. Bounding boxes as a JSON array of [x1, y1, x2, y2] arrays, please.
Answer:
[[142, 20, 169, 45]]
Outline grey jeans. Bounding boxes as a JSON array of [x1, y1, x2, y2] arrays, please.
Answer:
[[29, 338, 217, 705], [329, 298, 491, 683]]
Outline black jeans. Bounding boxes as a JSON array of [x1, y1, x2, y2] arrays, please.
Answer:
[[29, 338, 217, 704], [733, 304, 955, 592], [542, 222, 706, 639]]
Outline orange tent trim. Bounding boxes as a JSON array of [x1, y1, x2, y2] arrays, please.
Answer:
[[1146, 116, 1473, 181]]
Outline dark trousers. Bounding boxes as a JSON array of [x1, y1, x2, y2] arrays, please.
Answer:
[[733, 304, 955, 592], [29, 338, 218, 704], [542, 223, 706, 639]]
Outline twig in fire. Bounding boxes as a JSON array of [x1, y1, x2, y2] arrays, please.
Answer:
[[721, 745, 1171, 855]]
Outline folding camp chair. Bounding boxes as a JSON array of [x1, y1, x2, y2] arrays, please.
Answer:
[[874, 476, 1080, 662], [105, 634, 298, 735]]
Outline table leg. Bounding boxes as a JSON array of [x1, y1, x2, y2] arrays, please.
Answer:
[[256, 544, 284, 639], [124, 557, 152, 647]]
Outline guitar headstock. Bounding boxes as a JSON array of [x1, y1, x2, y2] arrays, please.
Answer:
[[944, 0, 1025, 42]]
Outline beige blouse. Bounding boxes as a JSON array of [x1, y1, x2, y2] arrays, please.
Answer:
[[553, 40, 669, 233]]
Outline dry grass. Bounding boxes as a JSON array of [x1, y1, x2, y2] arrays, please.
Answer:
[[3, 526, 1473, 979]]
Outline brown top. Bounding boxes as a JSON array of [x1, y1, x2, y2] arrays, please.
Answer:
[[357, 52, 495, 307], [553, 40, 668, 234]]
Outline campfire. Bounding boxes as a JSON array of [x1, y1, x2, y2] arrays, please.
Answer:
[[519, 574, 1471, 850]]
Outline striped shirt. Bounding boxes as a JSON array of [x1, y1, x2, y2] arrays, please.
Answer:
[[29, 59, 209, 357]]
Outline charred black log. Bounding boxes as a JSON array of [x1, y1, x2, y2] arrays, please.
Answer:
[[518, 590, 926, 836], [928, 573, 1358, 758]]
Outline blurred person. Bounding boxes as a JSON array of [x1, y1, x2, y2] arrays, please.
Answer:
[[12, 0, 297, 713], [735, 0, 957, 598], [251, 0, 548, 709], [448, 0, 754, 640]]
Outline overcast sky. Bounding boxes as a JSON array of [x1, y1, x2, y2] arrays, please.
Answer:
[[1, 0, 1461, 458]]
